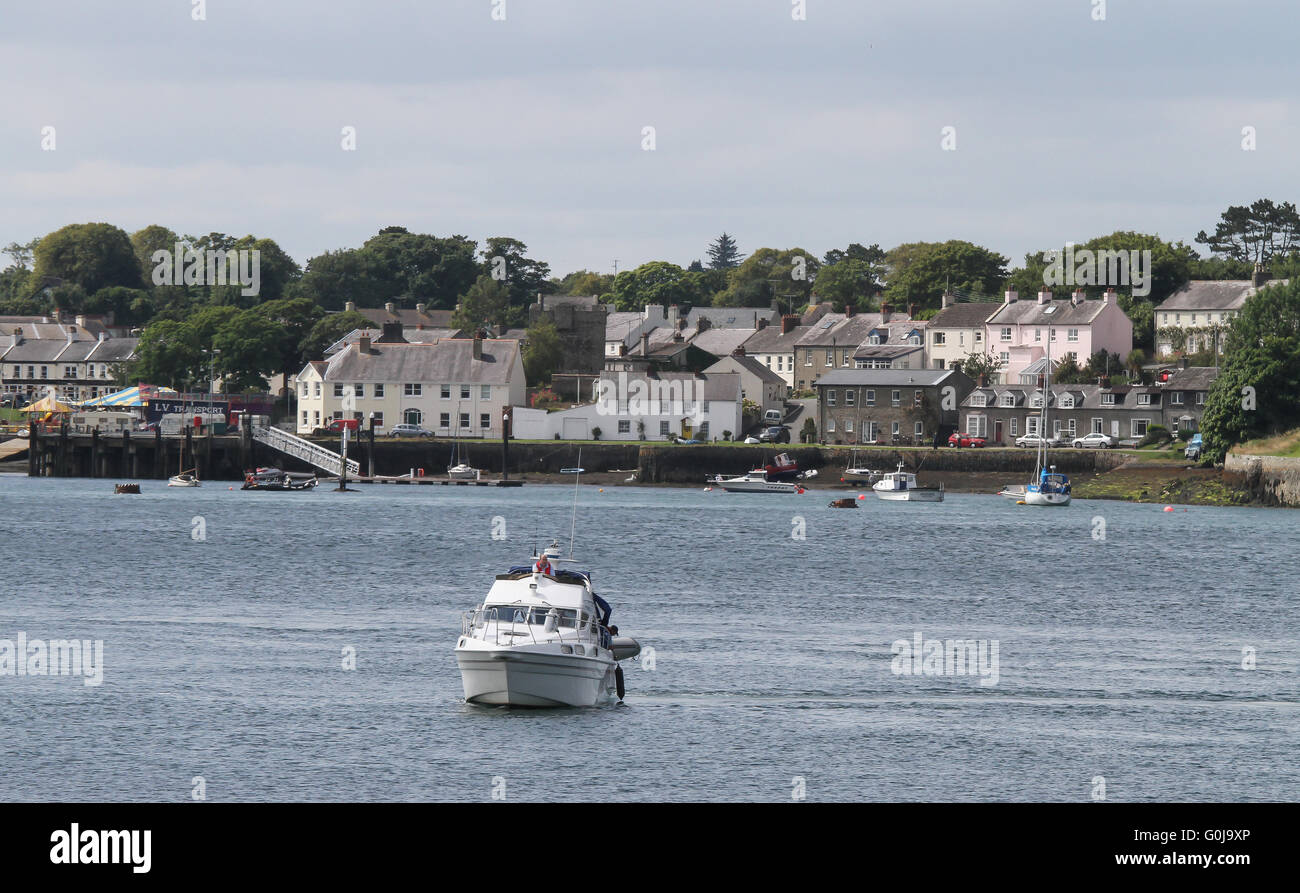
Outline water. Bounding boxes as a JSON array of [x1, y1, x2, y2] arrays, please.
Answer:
[[2, 474, 1297, 802]]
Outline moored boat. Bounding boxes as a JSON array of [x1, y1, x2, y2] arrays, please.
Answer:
[[872, 463, 944, 502], [708, 470, 800, 493], [241, 467, 318, 491], [168, 471, 200, 488], [841, 449, 881, 484]]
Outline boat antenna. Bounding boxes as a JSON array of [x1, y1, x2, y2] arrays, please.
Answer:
[[568, 448, 581, 557]]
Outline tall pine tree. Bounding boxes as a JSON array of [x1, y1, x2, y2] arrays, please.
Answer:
[[707, 233, 741, 270]]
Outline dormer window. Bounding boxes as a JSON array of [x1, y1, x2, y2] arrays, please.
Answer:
[[971, 393, 987, 407], [1060, 395, 1074, 408], [869, 334, 881, 345], [1137, 393, 1152, 406], [1101, 393, 1116, 405], [1000, 394, 1016, 407]]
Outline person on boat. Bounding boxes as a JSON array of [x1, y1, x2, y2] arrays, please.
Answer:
[[534, 554, 553, 575]]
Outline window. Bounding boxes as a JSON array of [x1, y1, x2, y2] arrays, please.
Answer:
[[313, 410, 320, 426], [827, 390, 837, 406], [1060, 395, 1074, 408], [1052, 419, 1061, 436], [1132, 419, 1150, 437], [301, 382, 309, 397], [404, 408, 423, 425], [1190, 314, 1197, 325], [841, 351, 851, 367], [459, 412, 470, 429], [660, 420, 670, 435], [461, 385, 470, 399], [334, 384, 345, 397], [440, 384, 450, 399], [1101, 393, 1115, 405], [933, 332, 946, 345], [372, 412, 383, 428], [1091, 418, 1103, 434], [891, 421, 900, 436], [301, 411, 308, 426], [1137, 393, 1151, 406], [845, 419, 854, 433], [313, 382, 321, 397], [26, 366, 34, 379], [827, 418, 835, 433], [804, 351, 812, 366], [439, 413, 450, 429], [1000, 394, 1015, 407], [869, 334, 881, 345], [618, 420, 630, 434], [1030, 393, 1043, 408], [481, 385, 491, 399], [1000, 327, 1012, 341], [825, 350, 833, 367], [1034, 328, 1041, 342], [63, 366, 76, 378], [1066, 419, 1077, 436], [40, 366, 47, 378], [966, 415, 987, 437], [971, 393, 987, 407], [354, 384, 364, 398], [405, 383, 422, 396], [698, 422, 709, 439], [891, 390, 901, 406], [374, 384, 384, 398], [480, 413, 490, 429], [1196, 392, 1205, 405], [703, 401, 710, 412], [1026, 416, 1039, 435], [999, 352, 1010, 365], [865, 390, 875, 406], [974, 331, 982, 343], [1067, 328, 1079, 342], [1009, 418, 1018, 437], [1050, 328, 1056, 341], [914, 421, 924, 439], [845, 390, 855, 407], [332, 411, 343, 421]]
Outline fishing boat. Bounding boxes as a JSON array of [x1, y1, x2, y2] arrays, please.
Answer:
[[1022, 334, 1071, 506], [872, 462, 944, 502], [454, 457, 641, 707], [762, 452, 801, 481], [841, 450, 881, 484], [241, 467, 318, 491]]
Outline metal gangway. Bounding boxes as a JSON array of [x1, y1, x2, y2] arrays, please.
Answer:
[[251, 424, 360, 477]]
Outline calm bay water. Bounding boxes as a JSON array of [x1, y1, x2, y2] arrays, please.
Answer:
[[1, 473, 1297, 802]]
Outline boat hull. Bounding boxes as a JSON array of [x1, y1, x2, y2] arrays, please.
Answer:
[[874, 488, 944, 502], [456, 647, 614, 707], [1023, 489, 1071, 506], [716, 481, 797, 493]]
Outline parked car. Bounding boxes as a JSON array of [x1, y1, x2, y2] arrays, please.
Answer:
[[326, 418, 361, 433], [1014, 433, 1062, 449], [948, 432, 986, 448], [390, 423, 433, 438], [1071, 432, 1116, 449], [758, 425, 791, 444], [1185, 433, 1203, 460]]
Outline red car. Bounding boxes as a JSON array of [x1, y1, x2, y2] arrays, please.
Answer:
[[948, 432, 986, 448]]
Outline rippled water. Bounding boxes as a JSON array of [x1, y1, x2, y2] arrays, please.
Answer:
[[2, 474, 1297, 802]]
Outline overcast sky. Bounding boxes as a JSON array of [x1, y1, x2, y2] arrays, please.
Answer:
[[2, 0, 1295, 278]]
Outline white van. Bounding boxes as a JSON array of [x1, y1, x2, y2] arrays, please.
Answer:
[[764, 409, 784, 424]]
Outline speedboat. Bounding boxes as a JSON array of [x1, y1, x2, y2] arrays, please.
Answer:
[[167, 471, 200, 488], [708, 470, 799, 493], [872, 462, 944, 502], [448, 463, 481, 481], [455, 543, 641, 707], [241, 467, 318, 491]]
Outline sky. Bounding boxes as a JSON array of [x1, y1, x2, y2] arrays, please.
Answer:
[[2, 0, 1296, 278]]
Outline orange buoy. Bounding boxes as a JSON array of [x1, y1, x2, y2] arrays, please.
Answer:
[[1163, 505, 1174, 512]]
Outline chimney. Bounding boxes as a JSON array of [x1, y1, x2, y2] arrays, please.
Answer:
[[1071, 289, 1084, 305], [384, 301, 396, 313], [907, 303, 917, 319], [732, 345, 746, 357], [345, 301, 356, 312], [757, 317, 769, 330], [879, 301, 891, 323], [667, 304, 680, 327], [844, 304, 855, 318], [942, 291, 953, 309], [1103, 287, 1115, 304], [1253, 263, 1270, 288], [473, 333, 483, 360], [781, 314, 798, 335], [76, 315, 87, 327], [1099, 376, 1111, 389], [619, 343, 627, 356], [1180, 356, 1189, 370], [697, 316, 712, 332], [11, 327, 22, 346], [1037, 289, 1051, 305], [358, 334, 371, 354], [640, 332, 650, 355], [376, 322, 407, 343], [416, 303, 426, 314], [977, 373, 988, 388], [98, 331, 106, 342], [1005, 290, 1018, 303]]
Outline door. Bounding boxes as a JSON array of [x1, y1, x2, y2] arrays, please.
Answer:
[[994, 420, 1003, 444], [681, 420, 693, 439], [1111, 420, 1119, 438]]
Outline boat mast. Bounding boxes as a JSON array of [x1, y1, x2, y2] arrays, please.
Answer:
[[568, 448, 581, 557]]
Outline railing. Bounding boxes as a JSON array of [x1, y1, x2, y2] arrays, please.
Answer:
[[461, 607, 611, 650], [252, 424, 360, 476]]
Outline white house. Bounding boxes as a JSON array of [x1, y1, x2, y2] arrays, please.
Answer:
[[924, 296, 999, 370], [296, 331, 525, 436], [1154, 268, 1287, 356], [510, 371, 742, 442]]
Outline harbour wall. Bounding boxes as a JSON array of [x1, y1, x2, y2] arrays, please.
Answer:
[[1224, 453, 1300, 507]]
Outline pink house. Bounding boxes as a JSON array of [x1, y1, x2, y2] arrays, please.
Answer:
[[984, 288, 1133, 383]]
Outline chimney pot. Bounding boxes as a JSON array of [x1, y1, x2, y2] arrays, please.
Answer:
[[345, 301, 356, 312], [1037, 289, 1051, 305], [1103, 287, 1116, 304], [358, 335, 371, 354], [1005, 290, 1018, 303], [416, 303, 426, 313], [844, 304, 855, 318], [385, 302, 395, 313], [473, 334, 483, 360], [907, 303, 917, 319], [1252, 263, 1270, 288], [942, 292, 953, 309]]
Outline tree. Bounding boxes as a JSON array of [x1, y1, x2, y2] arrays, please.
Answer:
[[1053, 355, 1086, 384], [707, 232, 741, 270], [133, 320, 202, 389], [955, 351, 1002, 381], [212, 309, 287, 393], [33, 223, 142, 293], [610, 261, 692, 311], [522, 319, 564, 384], [1126, 349, 1147, 378], [1196, 199, 1300, 265], [479, 237, 552, 324], [258, 297, 325, 386], [554, 270, 613, 297], [822, 242, 885, 267], [714, 247, 819, 310], [810, 258, 882, 312], [86, 286, 152, 326], [130, 225, 179, 281], [882, 241, 1008, 311], [299, 309, 374, 361], [289, 248, 389, 310], [453, 274, 510, 331], [1200, 280, 1300, 463]]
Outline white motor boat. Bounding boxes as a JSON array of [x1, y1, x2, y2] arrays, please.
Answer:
[[448, 463, 481, 481], [707, 470, 799, 493], [872, 462, 944, 502], [455, 543, 641, 707]]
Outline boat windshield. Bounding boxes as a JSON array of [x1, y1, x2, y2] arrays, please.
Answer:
[[482, 605, 578, 628]]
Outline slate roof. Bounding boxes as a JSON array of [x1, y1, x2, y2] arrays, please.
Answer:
[[813, 369, 959, 387], [320, 338, 521, 384], [705, 354, 786, 384], [324, 327, 462, 356], [985, 297, 1109, 327], [927, 302, 1002, 328], [684, 307, 778, 329], [741, 324, 809, 353], [690, 326, 757, 358]]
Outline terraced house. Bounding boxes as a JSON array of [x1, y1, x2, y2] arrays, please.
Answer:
[[983, 288, 1133, 384], [1, 324, 137, 404], [1153, 266, 1287, 357], [296, 326, 524, 436], [814, 368, 974, 446]]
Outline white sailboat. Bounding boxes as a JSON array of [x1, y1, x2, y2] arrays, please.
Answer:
[[447, 411, 481, 480], [1022, 325, 1071, 506], [841, 449, 881, 484], [167, 429, 200, 487]]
